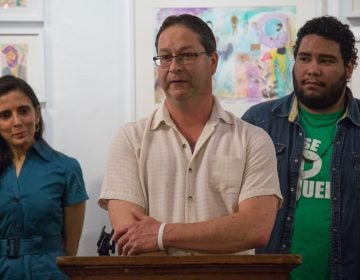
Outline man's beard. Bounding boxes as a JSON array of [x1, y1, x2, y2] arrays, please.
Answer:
[[293, 71, 347, 110]]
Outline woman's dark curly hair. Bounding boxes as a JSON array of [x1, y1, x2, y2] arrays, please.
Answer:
[[293, 16, 358, 68], [0, 75, 44, 175]]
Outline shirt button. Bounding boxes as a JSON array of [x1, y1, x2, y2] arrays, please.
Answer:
[[294, 159, 299, 163], [182, 144, 186, 149], [299, 132, 303, 136], [188, 195, 193, 201], [286, 216, 291, 221], [290, 187, 294, 192], [332, 167, 336, 172], [188, 168, 193, 173], [282, 244, 287, 248]]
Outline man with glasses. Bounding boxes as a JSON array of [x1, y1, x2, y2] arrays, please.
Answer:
[[99, 14, 282, 256]]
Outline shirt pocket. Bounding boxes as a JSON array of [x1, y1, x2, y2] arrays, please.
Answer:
[[352, 152, 360, 191], [209, 156, 244, 194], [274, 143, 286, 174]]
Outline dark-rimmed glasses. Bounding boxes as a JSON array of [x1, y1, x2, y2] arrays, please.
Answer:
[[153, 52, 207, 68]]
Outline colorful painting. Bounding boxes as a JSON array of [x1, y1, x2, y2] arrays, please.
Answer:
[[1, 44, 28, 80], [154, 6, 296, 103], [0, 0, 26, 7]]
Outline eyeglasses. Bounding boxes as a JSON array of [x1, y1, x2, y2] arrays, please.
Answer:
[[153, 52, 208, 68]]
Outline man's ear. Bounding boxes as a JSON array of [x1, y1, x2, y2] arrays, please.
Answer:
[[345, 62, 354, 81], [210, 52, 219, 75]]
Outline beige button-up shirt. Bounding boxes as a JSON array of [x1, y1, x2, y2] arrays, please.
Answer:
[[99, 97, 282, 255]]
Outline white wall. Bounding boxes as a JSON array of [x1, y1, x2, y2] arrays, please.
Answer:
[[43, 0, 133, 255]]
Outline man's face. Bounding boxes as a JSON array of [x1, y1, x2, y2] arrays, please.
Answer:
[[156, 25, 218, 103], [293, 34, 353, 113]]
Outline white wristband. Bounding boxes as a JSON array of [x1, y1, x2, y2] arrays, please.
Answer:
[[157, 223, 167, 250]]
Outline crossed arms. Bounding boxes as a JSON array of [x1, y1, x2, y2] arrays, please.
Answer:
[[108, 195, 278, 256]]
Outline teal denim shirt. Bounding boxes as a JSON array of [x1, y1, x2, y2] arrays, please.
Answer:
[[0, 139, 88, 280]]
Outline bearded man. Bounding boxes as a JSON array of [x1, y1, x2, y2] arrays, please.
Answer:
[[243, 15, 360, 280]]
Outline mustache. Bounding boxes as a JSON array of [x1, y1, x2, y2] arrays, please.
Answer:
[[301, 79, 326, 87]]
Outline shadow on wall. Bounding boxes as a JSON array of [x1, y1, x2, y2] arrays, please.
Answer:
[[78, 176, 111, 256]]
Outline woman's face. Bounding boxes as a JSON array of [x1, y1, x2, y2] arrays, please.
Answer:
[[0, 90, 39, 153]]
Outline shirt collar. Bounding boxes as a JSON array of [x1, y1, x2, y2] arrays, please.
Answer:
[[30, 139, 54, 162], [272, 87, 360, 126], [150, 96, 233, 130], [345, 88, 360, 127], [288, 96, 299, 122]]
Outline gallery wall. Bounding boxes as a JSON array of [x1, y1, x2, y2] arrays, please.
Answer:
[[42, 0, 133, 255]]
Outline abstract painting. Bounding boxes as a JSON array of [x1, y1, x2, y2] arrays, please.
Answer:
[[0, 32, 45, 101], [0, 0, 26, 7], [154, 7, 296, 104], [1, 44, 28, 80]]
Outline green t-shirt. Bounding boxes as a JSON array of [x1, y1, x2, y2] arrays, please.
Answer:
[[290, 107, 344, 280]]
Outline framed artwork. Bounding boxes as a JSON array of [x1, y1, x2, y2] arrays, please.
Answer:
[[0, 0, 43, 22], [346, 0, 360, 23], [133, 0, 323, 119], [0, 30, 45, 101], [349, 0, 360, 16]]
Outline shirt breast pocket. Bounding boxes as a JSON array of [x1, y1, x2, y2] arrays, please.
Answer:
[[274, 143, 286, 173], [209, 156, 244, 194], [352, 152, 360, 191]]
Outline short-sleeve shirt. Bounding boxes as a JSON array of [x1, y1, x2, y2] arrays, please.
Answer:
[[99, 97, 282, 255], [0, 139, 88, 280]]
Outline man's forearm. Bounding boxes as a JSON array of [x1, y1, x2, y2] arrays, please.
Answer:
[[163, 195, 278, 253]]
